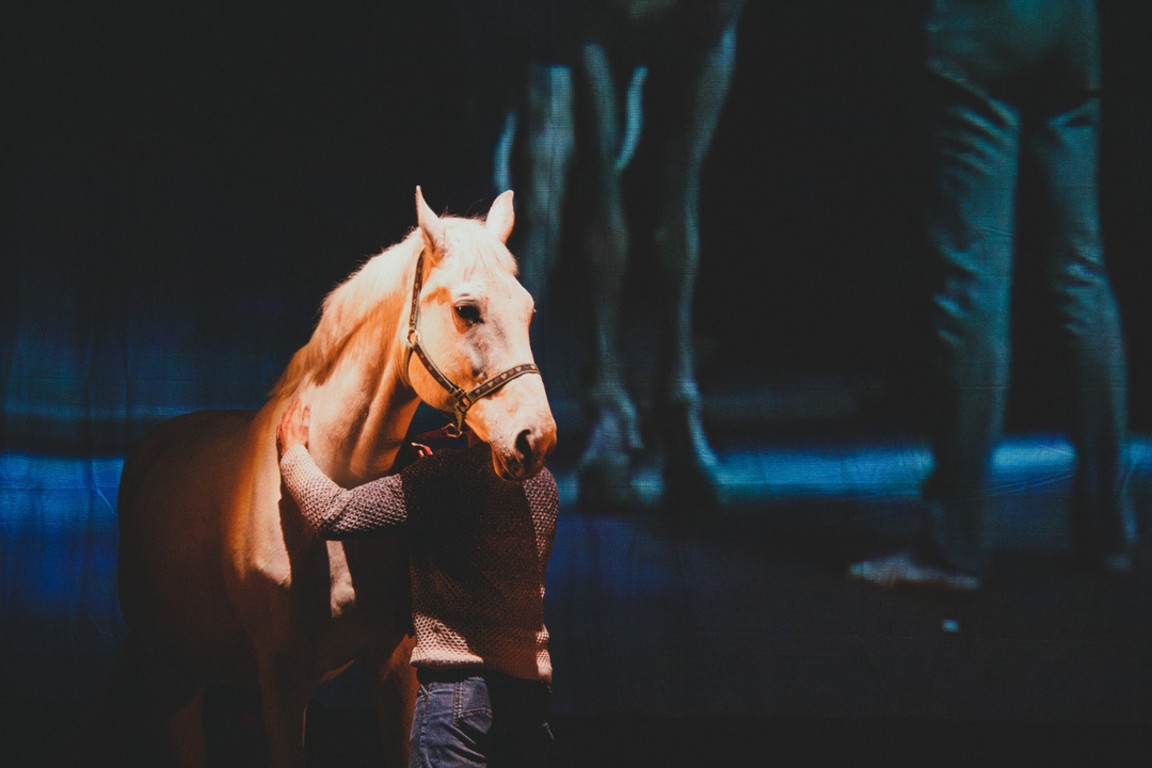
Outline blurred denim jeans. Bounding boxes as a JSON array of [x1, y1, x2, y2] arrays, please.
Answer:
[[920, 0, 1134, 574]]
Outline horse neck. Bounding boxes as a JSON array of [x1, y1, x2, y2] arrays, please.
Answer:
[[313, 361, 419, 486], [306, 244, 422, 485]]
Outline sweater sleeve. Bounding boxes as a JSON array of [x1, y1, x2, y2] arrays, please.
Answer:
[[279, 443, 410, 539]]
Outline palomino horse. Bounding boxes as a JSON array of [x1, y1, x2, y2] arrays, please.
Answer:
[[116, 187, 556, 767], [467, 0, 745, 508]]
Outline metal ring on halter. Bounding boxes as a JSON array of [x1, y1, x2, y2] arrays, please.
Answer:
[[404, 249, 541, 437]]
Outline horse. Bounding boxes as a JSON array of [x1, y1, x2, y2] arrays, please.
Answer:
[[463, 0, 745, 508], [115, 187, 557, 767]]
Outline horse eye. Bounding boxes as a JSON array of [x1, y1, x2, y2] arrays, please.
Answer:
[[454, 303, 481, 325]]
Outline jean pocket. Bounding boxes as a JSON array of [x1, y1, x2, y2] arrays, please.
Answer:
[[454, 678, 494, 720]]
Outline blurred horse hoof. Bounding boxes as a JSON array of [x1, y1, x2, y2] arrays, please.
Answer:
[[576, 396, 648, 511], [577, 454, 644, 512], [662, 453, 721, 513], [658, 390, 722, 512]]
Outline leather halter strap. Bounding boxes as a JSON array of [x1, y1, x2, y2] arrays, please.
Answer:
[[405, 248, 540, 437]]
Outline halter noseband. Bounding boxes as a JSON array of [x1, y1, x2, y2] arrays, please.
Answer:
[[404, 248, 540, 438]]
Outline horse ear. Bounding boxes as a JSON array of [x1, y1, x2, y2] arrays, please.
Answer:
[[486, 190, 515, 244], [415, 186, 447, 254]]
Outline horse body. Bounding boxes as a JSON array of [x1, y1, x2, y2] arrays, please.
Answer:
[[118, 410, 257, 680], [117, 188, 555, 767]]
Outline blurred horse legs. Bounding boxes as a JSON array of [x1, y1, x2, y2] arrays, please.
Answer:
[[576, 41, 646, 507], [516, 62, 575, 304], [497, 3, 743, 511], [651, 20, 739, 506]]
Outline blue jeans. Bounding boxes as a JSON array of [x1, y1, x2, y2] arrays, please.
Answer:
[[921, 0, 1134, 574], [409, 670, 553, 768]]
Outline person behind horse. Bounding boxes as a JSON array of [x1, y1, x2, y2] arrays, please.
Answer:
[[275, 399, 558, 767]]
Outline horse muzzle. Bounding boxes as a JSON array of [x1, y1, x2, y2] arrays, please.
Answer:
[[471, 390, 557, 481], [507, 419, 558, 480]]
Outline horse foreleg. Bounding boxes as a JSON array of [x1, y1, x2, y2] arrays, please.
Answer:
[[112, 633, 210, 768], [518, 61, 575, 304], [164, 684, 209, 768], [256, 649, 316, 768], [650, 20, 741, 508], [361, 634, 418, 767], [576, 42, 646, 509]]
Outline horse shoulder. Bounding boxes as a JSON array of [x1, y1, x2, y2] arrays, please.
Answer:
[[220, 404, 367, 647], [222, 406, 299, 586]]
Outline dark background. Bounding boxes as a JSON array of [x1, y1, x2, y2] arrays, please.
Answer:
[[3, 2, 1152, 765]]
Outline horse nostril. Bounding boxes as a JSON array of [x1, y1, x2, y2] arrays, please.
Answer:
[[515, 429, 534, 467]]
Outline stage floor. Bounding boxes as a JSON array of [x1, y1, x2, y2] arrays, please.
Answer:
[[3, 428, 1151, 766]]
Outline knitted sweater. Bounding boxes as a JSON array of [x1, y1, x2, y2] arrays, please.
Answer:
[[279, 442, 558, 682]]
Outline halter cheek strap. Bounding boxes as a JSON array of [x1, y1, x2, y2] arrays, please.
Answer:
[[405, 249, 540, 437]]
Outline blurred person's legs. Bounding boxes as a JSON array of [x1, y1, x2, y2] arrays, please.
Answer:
[[919, 71, 1021, 580], [1027, 94, 1136, 571], [850, 0, 1136, 589], [849, 68, 1018, 591]]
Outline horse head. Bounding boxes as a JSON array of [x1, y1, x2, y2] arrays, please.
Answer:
[[405, 187, 557, 480]]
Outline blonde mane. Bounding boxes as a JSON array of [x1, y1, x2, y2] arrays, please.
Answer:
[[268, 230, 421, 402], [268, 214, 518, 403]]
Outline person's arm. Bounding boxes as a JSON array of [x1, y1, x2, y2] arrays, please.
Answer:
[[276, 401, 411, 539]]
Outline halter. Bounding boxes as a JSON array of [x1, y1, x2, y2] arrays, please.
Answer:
[[404, 248, 540, 438]]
